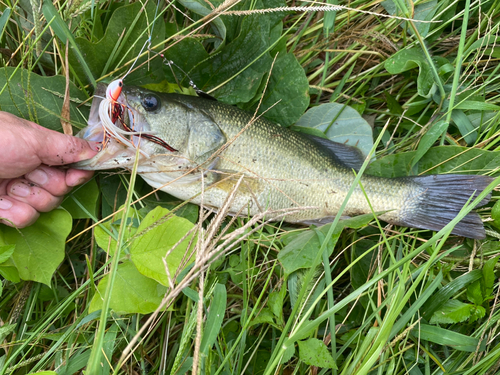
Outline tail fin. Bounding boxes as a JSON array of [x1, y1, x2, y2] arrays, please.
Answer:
[[399, 175, 494, 239]]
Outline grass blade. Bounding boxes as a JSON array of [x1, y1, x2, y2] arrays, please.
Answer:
[[42, 2, 96, 88]]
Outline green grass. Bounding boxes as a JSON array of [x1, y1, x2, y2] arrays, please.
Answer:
[[1, 0, 500, 374]]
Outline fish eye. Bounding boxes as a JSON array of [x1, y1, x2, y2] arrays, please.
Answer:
[[141, 94, 160, 112]]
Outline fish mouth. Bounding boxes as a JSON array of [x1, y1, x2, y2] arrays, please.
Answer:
[[72, 84, 153, 170]]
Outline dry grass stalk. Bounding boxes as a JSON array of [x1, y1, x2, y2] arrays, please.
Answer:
[[117, 204, 314, 368], [223, 4, 439, 24]]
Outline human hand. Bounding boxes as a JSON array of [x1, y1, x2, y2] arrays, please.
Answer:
[[0, 112, 99, 228]]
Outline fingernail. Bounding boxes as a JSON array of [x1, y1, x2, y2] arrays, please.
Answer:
[[10, 182, 30, 197], [0, 198, 13, 210], [26, 169, 48, 185]]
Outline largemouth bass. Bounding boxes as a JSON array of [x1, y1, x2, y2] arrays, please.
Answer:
[[75, 84, 494, 239]]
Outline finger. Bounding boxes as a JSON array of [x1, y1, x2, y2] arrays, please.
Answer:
[[65, 169, 95, 187], [0, 179, 8, 195], [25, 166, 73, 196], [32, 127, 99, 165], [0, 196, 39, 228], [7, 179, 63, 212]]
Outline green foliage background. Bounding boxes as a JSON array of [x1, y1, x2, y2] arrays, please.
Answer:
[[1, 0, 500, 373]]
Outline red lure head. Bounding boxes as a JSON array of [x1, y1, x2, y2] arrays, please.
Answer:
[[106, 79, 123, 102], [106, 79, 124, 124]]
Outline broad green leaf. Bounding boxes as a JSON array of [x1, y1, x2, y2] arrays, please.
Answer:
[[451, 109, 477, 145], [0, 244, 15, 264], [130, 206, 196, 286], [100, 174, 131, 218], [221, 0, 285, 43], [0, 323, 15, 341], [2, 209, 72, 285], [367, 146, 500, 177], [61, 179, 100, 219], [176, 0, 226, 50], [252, 52, 310, 127], [226, 253, 248, 285], [483, 256, 500, 297], [385, 48, 446, 98], [430, 299, 475, 324], [249, 307, 276, 328], [0, 245, 18, 284], [381, 0, 438, 37], [384, 92, 403, 115], [278, 213, 376, 274], [200, 284, 227, 355], [297, 338, 336, 369], [413, 324, 485, 352], [94, 208, 140, 256], [410, 0, 438, 37], [162, 38, 209, 86], [70, 2, 165, 86], [466, 280, 483, 305], [287, 266, 325, 314], [89, 260, 168, 314], [294, 102, 373, 157], [469, 305, 486, 323], [0, 263, 20, 282], [138, 194, 199, 224], [411, 120, 449, 169], [281, 344, 295, 364], [27, 372, 57, 375], [190, 14, 272, 104], [489, 200, 500, 230], [421, 269, 482, 319], [268, 283, 286, 325], [280, 228, 338, 275], [0, 67, 89, 131]]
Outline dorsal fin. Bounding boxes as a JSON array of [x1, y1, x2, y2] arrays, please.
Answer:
[[196, 89, 218, 101], [303, 134, 367, 171]]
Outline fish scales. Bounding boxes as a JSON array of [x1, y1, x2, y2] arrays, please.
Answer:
[[126, 91, 418, 224], [75, 85, 493, 239]]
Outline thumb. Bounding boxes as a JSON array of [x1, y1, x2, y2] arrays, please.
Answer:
[[33, 127, 99, 165]]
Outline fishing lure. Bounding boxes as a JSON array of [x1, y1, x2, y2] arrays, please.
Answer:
[[98, 78, 152, 157], [97, 77, 178, 157], [106, 79, 124, 123]]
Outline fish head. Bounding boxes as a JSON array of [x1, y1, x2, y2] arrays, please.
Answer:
[[121, 86, 193, 155], [124, 86, 227, 165], [73, 85, 193, 172]]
